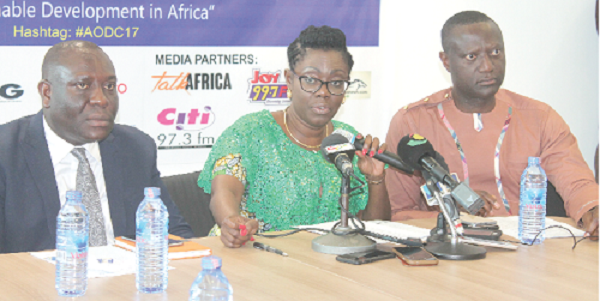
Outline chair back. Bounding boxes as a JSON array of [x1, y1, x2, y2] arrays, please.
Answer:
[[546, 181, 566, 217], [162, 171, 215, 237]]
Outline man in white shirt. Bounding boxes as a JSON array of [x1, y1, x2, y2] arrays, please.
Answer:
[[0, 40, 193, 253]]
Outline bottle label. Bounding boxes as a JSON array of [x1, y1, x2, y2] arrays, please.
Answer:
[[57, 233, 88, 262], [136, 218, 169, 243], [523, 204, 544, 210], [163, 219, 169, 240], [136, 219, 151, 243], [521, 188, 546, 205]]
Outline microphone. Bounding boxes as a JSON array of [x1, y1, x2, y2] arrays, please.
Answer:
[[397, 134, 484, 215], [320, 133, 356, 177], [330, 129, 414, 174]]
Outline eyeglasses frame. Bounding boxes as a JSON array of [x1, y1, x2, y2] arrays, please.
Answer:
[[289, 69, 351, 96]]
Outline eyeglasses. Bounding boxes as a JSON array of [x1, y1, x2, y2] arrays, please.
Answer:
[[290, 70, 350, 96]]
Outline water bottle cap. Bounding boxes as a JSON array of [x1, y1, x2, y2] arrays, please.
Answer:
[[528, 157, 540, 164], [144, 187, 161, 198], [202, 255, 222, 269], [65, 190, 82, 200]]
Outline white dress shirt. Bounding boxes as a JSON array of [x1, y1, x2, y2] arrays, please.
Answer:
[[43, 117, 115, 245]]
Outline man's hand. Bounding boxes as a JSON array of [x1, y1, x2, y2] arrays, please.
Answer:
[[474, 190, 501, 217], [581, 206, 599, 241], [220, 215, 258, 248]]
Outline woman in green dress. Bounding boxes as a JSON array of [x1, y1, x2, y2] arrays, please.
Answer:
[[197, 25, 390, 248]]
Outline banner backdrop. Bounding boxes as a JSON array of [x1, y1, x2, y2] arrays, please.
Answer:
[[0, 0, 380, 175], [0, 1, 379, 46], [2, 1, 598, 176]]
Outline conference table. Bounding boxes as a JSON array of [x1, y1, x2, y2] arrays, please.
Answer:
[[0, 217, 597, 300]]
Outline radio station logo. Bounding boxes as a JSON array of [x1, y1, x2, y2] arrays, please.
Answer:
[[157, 106, 216, 131], [247, 69, 290, 106], [0, 83, 24, 102], [151, 72, 232, 94], [156, 106, 217, 150], [345, 71, 371, 100], [325, 143, 354, 154]]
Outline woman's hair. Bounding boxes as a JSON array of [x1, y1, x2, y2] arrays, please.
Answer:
[[287, 25, 354, 72]]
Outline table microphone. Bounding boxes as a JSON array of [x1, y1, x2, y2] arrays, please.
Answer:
[[320, 133, 356, 177], [397, 134, 484, 215], [329, 129, 414, 174]]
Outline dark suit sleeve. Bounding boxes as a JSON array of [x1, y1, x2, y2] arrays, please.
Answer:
[[149, 145, 194, 238], [0, 163, 6, 252]]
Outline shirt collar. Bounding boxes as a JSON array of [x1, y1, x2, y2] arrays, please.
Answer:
[[43, 116, 101, 165]]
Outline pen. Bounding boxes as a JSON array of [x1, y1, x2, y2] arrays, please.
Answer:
[[253, 242, 288, 257]]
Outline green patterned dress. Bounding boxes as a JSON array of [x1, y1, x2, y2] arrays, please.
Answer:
[[197, 109, 368, 233]]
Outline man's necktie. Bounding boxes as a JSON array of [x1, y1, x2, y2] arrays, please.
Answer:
[[71, 148, 108, 246]]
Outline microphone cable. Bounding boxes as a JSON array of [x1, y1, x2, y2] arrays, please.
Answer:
[[257, 176, 424, 247], [499, 225, 598, 250]]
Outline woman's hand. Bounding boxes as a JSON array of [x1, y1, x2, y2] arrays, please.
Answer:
[[355, 133, 386, 178], [219, 215, 259, 248], [355, 133, 391, 220]]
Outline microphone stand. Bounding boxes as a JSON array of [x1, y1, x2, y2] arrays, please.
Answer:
[[424, 178, 486, 260], [312, 174, 376, 255]]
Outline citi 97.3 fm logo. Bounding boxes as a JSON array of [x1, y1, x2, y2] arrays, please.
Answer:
[[0, 84, 24, 101], [155, 106, 216, 150]]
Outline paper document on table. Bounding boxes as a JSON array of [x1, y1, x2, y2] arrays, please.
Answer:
[[30, 245, 173, 278], [488, 216, 585, 239], [114, 234, 211, 260], [295, 220, 431, 244]]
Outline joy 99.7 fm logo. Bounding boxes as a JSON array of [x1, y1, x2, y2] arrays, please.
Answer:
[[246, 69, 290, 106]]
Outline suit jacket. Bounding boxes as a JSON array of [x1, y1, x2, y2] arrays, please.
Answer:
[[0, 111, 194, 253]]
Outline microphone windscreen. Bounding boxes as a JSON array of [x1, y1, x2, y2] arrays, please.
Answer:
[[320, 133, 352, 163], [397, 134, 435, 170]]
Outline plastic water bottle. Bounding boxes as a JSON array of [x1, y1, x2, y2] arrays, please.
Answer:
[[136, 187, 169, 293], [189, 256, 233, 301], [518, 157, 547, 244], [55, 190, 89, 297]]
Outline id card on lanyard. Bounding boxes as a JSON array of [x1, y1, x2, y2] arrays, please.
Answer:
[[437, 102, 513, 214]]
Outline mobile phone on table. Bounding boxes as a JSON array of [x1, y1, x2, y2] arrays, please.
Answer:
[[462, 221, 499, 230], [393, 247, 438, 266], [336, 250, 396, 265], [121, 235, 184, 247], [462, 228, 502, 241]]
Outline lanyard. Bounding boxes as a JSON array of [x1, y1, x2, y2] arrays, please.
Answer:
[[437, 102, 513, 214]]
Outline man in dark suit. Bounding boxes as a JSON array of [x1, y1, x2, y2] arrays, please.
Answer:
[[0, 41, 193, 253]]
